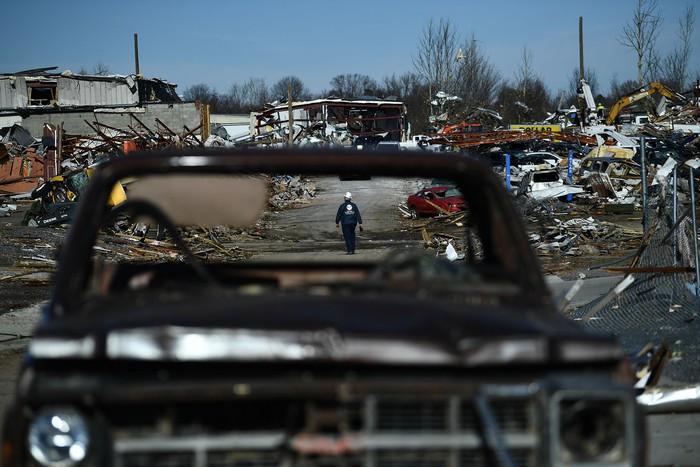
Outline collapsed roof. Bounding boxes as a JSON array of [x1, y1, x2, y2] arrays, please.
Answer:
[[0, 70, 181, 111], [251, 98, 407, 146]]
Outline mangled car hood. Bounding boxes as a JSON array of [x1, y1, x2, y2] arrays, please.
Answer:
[[30, 294, 623, 367]]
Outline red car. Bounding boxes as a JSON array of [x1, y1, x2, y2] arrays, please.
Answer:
[[407, 185, 467, 218]]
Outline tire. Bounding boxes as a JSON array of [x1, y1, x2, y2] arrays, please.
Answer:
[[409, 207, 420, 219]]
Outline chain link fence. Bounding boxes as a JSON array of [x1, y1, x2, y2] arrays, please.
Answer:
[[570, 170, 700, 384]]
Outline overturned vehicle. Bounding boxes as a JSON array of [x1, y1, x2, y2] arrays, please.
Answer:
[[1, 149, 644, 466]]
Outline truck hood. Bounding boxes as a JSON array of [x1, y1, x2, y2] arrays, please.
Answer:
[[30, 294, 623, 367]]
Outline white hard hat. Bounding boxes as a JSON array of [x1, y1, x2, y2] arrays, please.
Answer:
[[345, 192, 352, 199]]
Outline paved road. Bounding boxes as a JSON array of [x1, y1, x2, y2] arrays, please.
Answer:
[[257, 175, 426, 261]]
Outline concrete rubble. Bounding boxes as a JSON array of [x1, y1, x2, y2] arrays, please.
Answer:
[[268, 175, 317, 210]]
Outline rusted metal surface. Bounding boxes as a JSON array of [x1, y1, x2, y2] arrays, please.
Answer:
[[0, 146, 45, 194]]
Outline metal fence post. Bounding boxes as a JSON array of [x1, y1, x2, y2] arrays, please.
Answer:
[[567, 150, 573, 202], [640, 136, 647, 234], [673, 166, 678, 263], [505, 154, 511, 193], [690, 168, 700, 295]]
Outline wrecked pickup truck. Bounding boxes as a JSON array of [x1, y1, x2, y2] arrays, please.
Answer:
[[1, 149, 644, 466]]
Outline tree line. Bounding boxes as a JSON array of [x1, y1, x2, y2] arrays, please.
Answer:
[[182, 0, 697, 132]]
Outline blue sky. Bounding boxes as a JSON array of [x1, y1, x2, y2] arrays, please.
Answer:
[[2, 0, 698, 99]]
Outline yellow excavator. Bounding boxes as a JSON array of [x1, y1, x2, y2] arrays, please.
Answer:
[[605, 82, 686, 125]]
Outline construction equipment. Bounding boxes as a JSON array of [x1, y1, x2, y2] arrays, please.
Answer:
[[605, 82, 687, 126]]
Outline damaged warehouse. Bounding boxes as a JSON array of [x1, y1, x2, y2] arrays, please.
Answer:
[[0, 69, 200, 138], [247, 98, 407, 148]]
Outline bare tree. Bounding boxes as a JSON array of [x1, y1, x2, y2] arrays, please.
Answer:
[[453, 34, 502, 117], [514, 45, 535, 98], [692, 71, 700, 92], [609, 74, 642, 101], [225, 78, 270, 112], [243, 78, 270, 109], [329, 74, 378, 99], [412, 18, 461, 110], [496, 78, 552, 125], [618, 0, 663, 85], [380, 72, 430, 134], [182, 83, 221, 112], [93, 61, 110, 76], [270, 76, 310, 102], [507, 46, 551, 121], [380, 72, 421, 100], [77, 62, 109, 76], [182, 83, 216, 103], [662, 5, 695, 91]]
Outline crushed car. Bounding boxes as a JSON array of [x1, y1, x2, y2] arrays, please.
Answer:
[[1, 148, 644, 467], [516, 168, 586, 201]]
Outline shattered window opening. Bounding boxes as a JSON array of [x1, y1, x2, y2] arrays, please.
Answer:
[[27, 81, 57, 106], [82, 169, 524, 307], [532, 172, 561, 183]]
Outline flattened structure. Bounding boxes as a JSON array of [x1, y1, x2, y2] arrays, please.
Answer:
[[253, 98, 407, 143]]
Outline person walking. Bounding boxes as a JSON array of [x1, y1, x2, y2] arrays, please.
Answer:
[[335, 191, 363, 254]]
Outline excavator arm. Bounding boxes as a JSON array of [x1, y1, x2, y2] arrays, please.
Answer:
[[605, 82, 686, 125]]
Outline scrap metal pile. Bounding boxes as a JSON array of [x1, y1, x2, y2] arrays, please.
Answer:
[[1, 118, 205, 226], [59, 117, 203, 170], [528, 214, 641, 262], [268, 175, 317, 209], [2, 117, 320, 270], [0, 124, 45, 195], [73, 173, 318, 265]]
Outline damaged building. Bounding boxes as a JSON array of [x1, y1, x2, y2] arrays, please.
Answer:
[[0, 68, 201, 138], [0, 68, 204, 198], [249, 98, 407, 147]]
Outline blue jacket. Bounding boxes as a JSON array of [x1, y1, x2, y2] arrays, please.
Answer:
[[336, 201, 362, 225]]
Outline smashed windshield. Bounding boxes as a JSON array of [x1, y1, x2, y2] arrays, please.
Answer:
[[443, 187, 462, 198], [83, 168, 526, 303]]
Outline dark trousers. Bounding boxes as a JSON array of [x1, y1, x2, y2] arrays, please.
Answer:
[[341, 223, 357, 252]]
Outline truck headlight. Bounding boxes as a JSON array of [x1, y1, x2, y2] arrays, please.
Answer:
[[28, 407, 90, 467], [554, 395, 627, 464]]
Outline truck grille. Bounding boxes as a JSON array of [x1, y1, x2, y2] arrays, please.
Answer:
[[113, 392, 538, 467]]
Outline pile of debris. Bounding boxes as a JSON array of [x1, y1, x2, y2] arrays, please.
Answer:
[[0, 125, 45, 194], [92, 226, 251, 265], [647, 104, 700, 134], [58, 117, 203, 171], [268, 175, 317, 210], [76, 174, 318, 265], [529, 216, 641, 259], [0, 119, 208, 226]]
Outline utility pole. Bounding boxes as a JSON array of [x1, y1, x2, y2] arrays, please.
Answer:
[[578, 17, 586, 126], [578, 17, 584, 81], [287, 84, 294, 146], [134, 33, 140, 76]]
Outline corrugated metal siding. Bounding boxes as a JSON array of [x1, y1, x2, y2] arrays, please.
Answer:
[[57, 77, 138, 107], [0, 77, 28, 109]]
